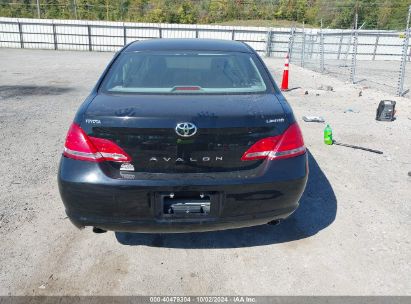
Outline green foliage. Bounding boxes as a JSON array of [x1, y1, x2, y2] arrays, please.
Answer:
[[0, 0, 410, 30], [208, 0, 230, 23], [175, 1, 197, 24]]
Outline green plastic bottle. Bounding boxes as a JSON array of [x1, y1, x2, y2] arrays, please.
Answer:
[[324, 124, 333, 145]]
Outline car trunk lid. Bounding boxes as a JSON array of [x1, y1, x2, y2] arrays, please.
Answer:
[[82, 93, 288, 173]]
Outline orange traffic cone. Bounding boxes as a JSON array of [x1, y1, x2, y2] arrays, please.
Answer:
[[281, 53, 289, 91]]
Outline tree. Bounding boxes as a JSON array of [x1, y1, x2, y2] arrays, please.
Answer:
[[144, 0, 167, 23], [208, 0, 229, 22], [175, 1, 197, 24], [0, 0, 409, 30]]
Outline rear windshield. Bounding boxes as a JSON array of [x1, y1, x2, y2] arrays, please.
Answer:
[[100, 51, 270, 94]]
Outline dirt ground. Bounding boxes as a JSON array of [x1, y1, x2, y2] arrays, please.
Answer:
[[0, 49, 410, 296]]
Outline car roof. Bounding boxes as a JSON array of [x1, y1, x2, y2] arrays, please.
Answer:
[[124, 38, 253, 53]]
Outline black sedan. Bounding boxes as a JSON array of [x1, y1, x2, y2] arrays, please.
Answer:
[[58, 38, 308, 233]]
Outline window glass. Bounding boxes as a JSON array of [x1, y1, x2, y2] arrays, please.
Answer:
[[101, 51, 270, 94]]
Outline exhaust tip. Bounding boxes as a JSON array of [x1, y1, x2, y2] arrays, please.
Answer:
[[92, 227, 107, 234], [267, 219, 282, 226]]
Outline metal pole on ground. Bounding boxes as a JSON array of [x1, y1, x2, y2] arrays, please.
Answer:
[[397, 5, 411, 96]]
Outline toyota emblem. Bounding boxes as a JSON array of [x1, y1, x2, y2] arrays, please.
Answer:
[[175, 122, 197, 137]]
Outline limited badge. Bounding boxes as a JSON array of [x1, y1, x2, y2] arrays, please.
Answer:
[[120, 163, 134, 171]]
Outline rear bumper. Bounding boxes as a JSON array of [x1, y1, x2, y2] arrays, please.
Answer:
[[67, 208, 296, 233], [58, 154, 308, 233]]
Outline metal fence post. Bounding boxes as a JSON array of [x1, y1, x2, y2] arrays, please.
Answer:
[[52, 23, 58, 50], [350, 14, 358, 83], [343, 30, 353, 64], [320, 21, 325, 73], [337, 30, 344, 60], [265, 29, 272, 57], [271, 32, 275, 55], [123, 25, 127, 45], [231, 29, 235, 41], [288, 27, 295, 60], [350, 31, 358, 83], [309, 34, 314, 59], [372, 34, 379, 61], [17, 21, 24, 49], [158, 27, 162, 38], [87, 25, 92, 51], [397, 5, 411, 96], [301, 31, 306, 67]]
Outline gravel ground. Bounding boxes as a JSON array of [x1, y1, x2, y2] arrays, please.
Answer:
[[0, 49, 410, 296]]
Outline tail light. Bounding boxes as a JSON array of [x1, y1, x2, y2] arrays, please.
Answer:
[[241, 123, 306, 161], [63, 123, 131, 162]]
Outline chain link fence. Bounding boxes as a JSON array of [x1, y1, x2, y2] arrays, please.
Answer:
[[287, 6, 411, 97], [263, 25, 411, 98], [289, 29, 411, 96], [1, 10, 411, 97]]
